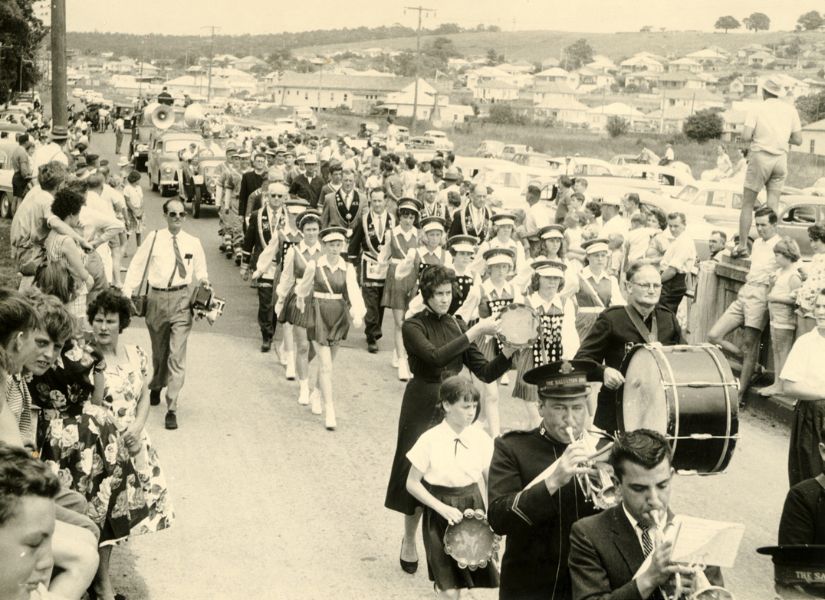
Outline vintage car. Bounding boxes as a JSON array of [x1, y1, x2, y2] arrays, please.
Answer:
[[511, 152, 554, 168], [113, 102, 136, 130], [773, 195, 825, 257], [423, 129, 453, 151], [293, 107, 317, 129], [475, 140, 504, 158], [501, 144, 529, 161], [178, 145, 225, 218], [147, 130, 206, 197], [129, 124, 155, 171], [0, 138, 21, 218]]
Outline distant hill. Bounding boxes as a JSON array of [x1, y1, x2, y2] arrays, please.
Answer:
[[294, 29, 825, 63]]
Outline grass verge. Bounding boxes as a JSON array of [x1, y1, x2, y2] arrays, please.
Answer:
[[0, 219, 21, 289]]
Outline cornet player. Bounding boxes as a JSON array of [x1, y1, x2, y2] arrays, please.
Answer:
[[488, 359, 607, 600], [569, 429, 724, 600]]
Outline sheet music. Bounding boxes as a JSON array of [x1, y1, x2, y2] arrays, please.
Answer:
[[669, 515, 745, 568]]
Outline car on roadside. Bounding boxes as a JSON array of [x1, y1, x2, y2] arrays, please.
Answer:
[[0, 139, 18, 218], [475, 140, 504, 158], [178, 144, 226, 219], [147, 130, 206, 197], [773, 195, 825, 256], [512, 152, 554, 168], [424, 129, 453, 151], [129, 124, 155, 172], [293, 107, 317, 129], [501, 144, 528, 162]]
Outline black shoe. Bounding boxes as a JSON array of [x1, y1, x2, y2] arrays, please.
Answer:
[[399, 540, 418, 574], [234, 255, 242, 266], [261, 339, 272, 353], [367, 341, 379, 354], [150, 390, 161, 406], [165, 411, 178, 430]]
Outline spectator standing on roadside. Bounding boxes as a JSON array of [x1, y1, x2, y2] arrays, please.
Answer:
[[733, 76, 802, 259], [11, 134, 33, 215]]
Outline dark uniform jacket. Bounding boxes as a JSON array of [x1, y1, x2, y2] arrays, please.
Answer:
[[240, 205, 280, 275], [347, 210, 394, 282], [779, 475, 825, 545], [239, 170, 266, 220], [569, 505, 723, 600], [289, 173, 325, 208], [321, 188, 361, 231], [448, 203, 493, 239], [574, 304, 682, 431], [488, 425, 600, 600]]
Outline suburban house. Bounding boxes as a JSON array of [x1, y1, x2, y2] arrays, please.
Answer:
[[799, 118, 825, 156], [534, 67, 578, 88], [233, 55, 268, 72], [736, 45, 773, 63], [163, 74, 233, 98], [620, 55, 665, 73], [667, 58, 703, 73], [586, 102, 647, 131], [685, 48, 728, 70], [575, 67, 615, 92], [587, 55, 617, 72], [625, 71, 660, 90], [527, 81, 579, 108], [657, 71, 706, 91], [465, 66, 530, 93], [748, 51, 776, 68], [381, 80, 461, 120], [474, 79, 519, 102]]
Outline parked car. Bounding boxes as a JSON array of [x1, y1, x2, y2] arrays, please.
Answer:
[[512, 152, 553, 168], [475, 140, 504, 158], [147, 130, 206, 197], [396, 126, 410, 142], [129, 124, 155, 172], [774, 195, 825, 256], [423, 130, 453, 151], [178, 145, 225, 218], [293, 107, 317, 129], [501, 144, 529, 161], [0, 140, 17, 218]]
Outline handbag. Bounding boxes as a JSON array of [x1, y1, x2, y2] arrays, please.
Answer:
[[130, 232, 157, 317]]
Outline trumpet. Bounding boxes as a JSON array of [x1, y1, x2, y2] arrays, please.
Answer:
[[566, 426, 618, 510]]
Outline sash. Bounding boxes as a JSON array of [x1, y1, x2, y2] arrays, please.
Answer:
[[624, 305, 658, 343], [462, 205, 488, 238], [579, 274, 606, 309], [362, 211, 394, 260], [257, 206, 275, 248]]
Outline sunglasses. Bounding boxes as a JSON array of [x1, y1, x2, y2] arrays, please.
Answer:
[[166, 211, 186, 218]]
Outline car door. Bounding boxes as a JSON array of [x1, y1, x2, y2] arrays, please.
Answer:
[[778, 203, 819, 256]]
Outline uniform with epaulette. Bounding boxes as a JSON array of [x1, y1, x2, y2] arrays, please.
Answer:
[[574, 303, 682, 432], [488, 360, 606, 600]]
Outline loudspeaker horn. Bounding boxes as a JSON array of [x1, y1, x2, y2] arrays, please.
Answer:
[[183, 103, 206, 129], [151, 104, 175, 129]]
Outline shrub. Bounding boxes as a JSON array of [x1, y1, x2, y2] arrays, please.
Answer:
[[606, 116, 631, 138], [683, 109, 723, 142]]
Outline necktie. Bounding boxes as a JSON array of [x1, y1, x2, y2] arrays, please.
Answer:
[[168, 235, 186, 287], [376, 215, 383, 241], [640, 526, 654, 558], [453, 438, 467, 456]]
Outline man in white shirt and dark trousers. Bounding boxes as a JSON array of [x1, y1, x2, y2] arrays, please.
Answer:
[[122, 198, 209, 430], [658, 212, 696, 314]]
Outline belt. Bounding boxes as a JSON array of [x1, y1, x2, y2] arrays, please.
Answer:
[[389, 258, 402, 264], [150, 284, 188, 292], [578, 306, 604, 313], [314, 292, 343, 300]]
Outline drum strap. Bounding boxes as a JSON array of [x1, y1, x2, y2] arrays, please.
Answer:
[[624, 305, 658, 343]]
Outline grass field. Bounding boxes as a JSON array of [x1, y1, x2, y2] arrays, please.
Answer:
[[294, 29, 825, 63], [0, 220, 21, 289]]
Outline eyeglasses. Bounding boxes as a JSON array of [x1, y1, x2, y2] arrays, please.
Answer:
[[166, 211, 186, 218], [631, 281, 662, 290], [271, 194, 286, 198]]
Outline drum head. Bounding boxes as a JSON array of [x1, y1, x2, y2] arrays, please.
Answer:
[[498, 303, 540, 349], [443, 513, 500, 570], [621, 346, 668, 435]]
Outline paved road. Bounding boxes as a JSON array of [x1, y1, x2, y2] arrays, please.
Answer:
[[85, 129, 790, 600]]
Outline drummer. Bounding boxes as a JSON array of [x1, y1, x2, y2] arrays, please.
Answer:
[[405, 375, 499, 597], [572, 238, 625, 340], [574, 261, 683, 432], [488, 359, 605, 600]]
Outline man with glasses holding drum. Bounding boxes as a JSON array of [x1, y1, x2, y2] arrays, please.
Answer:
[[574, 262, 683, 432], [488, 359, 606, 600]]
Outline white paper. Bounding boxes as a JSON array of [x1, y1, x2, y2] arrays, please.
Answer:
[[669, 515, 745, 568]]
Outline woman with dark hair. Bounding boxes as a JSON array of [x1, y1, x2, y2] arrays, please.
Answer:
[[796, 223, 825, 336], [385, 265, 515, 576], [45, 187, 93, 325]]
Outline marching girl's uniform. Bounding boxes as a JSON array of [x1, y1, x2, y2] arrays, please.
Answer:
[[475, 213, 526, 282], [512, 260, 580, 405], [406, 420, 499, 592], [572, 238, 625, 340], [476, 251, 523, 362], [380, 199, 421, 313]]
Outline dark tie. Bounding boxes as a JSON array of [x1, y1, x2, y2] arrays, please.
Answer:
[[640, 526, 654, 558], [168, 235, 186, 287], [453, 438, 467, 456]]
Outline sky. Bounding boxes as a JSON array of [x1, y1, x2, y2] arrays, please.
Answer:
[[67, 0, 825, 35]]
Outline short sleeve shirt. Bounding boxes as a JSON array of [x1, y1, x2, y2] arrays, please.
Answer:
[[780, 329, 825, 390], [660, 231, 696, 273], [744, 98, 802, 156], [407, 420, 494, 487]]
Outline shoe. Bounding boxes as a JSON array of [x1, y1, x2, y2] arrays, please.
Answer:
[[399, 539, 418, 574], [391, 350, 399, 368], [398, 360, 410, 382], [225, 251, 233, 260], [325, 403, 337, 431], [730, 245, 750, 259], [164, 411, 178, 430], [218, 243, 226, 252], [298, 382, 310, 406], [310, 390, 322, 415], [234, 255, 242, 266], [261, 339, 272, 353], [150, 389, 161, 406], [500, 372, 510, 386], [284, 351, 296, 380], [367, 341, 379, 353]]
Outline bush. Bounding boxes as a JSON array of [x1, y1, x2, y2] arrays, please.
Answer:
[[486, 104, 528, 126], [683, 109, 724, 142], [606, 116, 631, 138]]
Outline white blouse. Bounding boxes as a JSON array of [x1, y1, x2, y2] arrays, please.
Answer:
[[407, 421, 494, 487]]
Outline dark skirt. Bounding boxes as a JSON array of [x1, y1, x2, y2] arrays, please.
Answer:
[[422, 482, 499, 591], [476, 335, 500, 362], [309, 297, 350, 346], [385, 378, 443, 515], [512, 348, 539, 403], [574, 310, 601, 342], [382, 263, 417, 310], [789, 399, 825, 486], [281, 290, 313, 328]]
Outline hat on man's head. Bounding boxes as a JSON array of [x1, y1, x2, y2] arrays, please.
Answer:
[[582, 238, 610, 255], [117, 157, 131, 168], [286, 197, 310, 214], [531, 258, 566, 278], [523, 359, 602, 400], [421, 215, 446, 233], [328, 160, 343, 173], [483, 247, 515, 268], [304, 154, 318, 165], [448, 235, 478, 255], [320, 226, 348, 243], [539, 224, 565, 240], [757, 545, 825, 596], [443, 167, 461, 182], [761, 76, 786, 98]]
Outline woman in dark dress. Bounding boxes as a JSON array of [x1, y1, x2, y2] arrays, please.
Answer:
[[385, 265, 516, 574]]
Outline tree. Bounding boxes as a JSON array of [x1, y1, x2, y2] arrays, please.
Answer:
[[0, 0, 48, 103], [561, 38, 594, 70], [487, 104, 527, 126], [639, 25, 653, 33], [795, 91, 825, 124], [486, 48, 501, 66], [606, 116, 630, 138], [797, 10, 824, 31], [714, 16, 741, 33], [425, 36, 460, 66], [743, 12, 770, 31], [683, 109, 724, 142]]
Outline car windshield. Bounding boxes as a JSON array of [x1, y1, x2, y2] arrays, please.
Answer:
[[164, 139, 202, 153], [676, 185, 699, 202]]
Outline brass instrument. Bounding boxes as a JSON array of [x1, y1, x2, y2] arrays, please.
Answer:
[[566, 426, 618, 510]]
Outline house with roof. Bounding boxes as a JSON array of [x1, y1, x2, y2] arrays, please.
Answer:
[[799, 118, 825, 156], [474, 79, 519, 102], [575, 67, 615, 92], [233, 55, 267, 72], [534, 67, 578, 88], [729, 77, 745, 95], [685, 48, 728, 70], [586, 102, 646, 131], [163, 74, 233, 98], [499, 61, 535, 75], [748, 51, 776, 68], [658, 71, 706, 91], [587, 55, 616, 72], [526, 81, 579, 109], [381, 80, 451, 119], [737, 44, 773, 62], [624, 71, 660, 90], [620, 54, 665, 73], [536, 97, 589, 125], [466, 66, 531, 92], [668, 58, 703, 74]]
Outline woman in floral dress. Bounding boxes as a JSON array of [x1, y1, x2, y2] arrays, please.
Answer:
[[88, 289, 174, 600]]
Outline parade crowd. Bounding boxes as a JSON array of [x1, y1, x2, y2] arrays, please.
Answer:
[[1, 79, 824, 599]]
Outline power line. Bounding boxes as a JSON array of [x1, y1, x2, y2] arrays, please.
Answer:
[[201, 25, 220, 102], [405, 5, 435, 133]]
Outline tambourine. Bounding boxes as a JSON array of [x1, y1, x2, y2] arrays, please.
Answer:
[[443, 509, 501, 570], [497, 303, 540, 349]]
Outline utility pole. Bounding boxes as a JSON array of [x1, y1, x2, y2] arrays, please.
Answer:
[[202, 26, 219, 103], [405, 5, 435, 134], [51, 0, 67, 131]]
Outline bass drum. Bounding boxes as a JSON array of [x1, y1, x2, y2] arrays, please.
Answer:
[[619, 344, 739, 474]]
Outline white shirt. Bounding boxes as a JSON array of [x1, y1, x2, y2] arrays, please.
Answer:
[[747, 234, 780, 285], [101, 184, 126, 214], [600, 214, 630, 240], [744, 97, 801, 156], [660, 230, 696, 274], [780, 329, 825, 391], [122, 228, 208, 296], [625, 227, 657, 263], [85, 189, 114, 218], [406, 420, 493, 487], [31, 142, 68, 172], [526, 292, 580, 358]]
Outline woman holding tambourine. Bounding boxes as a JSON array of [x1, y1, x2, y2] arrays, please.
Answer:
[[384, 265, 515, 577], [512, 259, 580, 426]]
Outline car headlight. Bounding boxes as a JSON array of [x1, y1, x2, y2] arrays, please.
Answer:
[[163, 166, 173, 174], [137, 144, 148, 151]]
